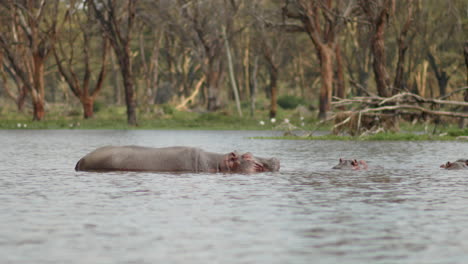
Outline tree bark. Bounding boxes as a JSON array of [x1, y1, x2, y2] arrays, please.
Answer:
[[393, 1, 413, 95], [31, 53, 45, 120], [427, 51, 449, 97], [206, 59, 223, 111], [249, 56, 258, 117], [90, 0, 138, 126], [82, 98, 94, 119], [460, 41, 468, 128], [120, 53, 137, 125], [370, 7, 391, 97], [334, 44, 346, 111], [223, 27, 242, 117], [268, 64, 278, 118], [318, 45, 334, 119]]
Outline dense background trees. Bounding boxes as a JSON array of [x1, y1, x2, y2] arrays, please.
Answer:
[[0, 0, 466, 124]]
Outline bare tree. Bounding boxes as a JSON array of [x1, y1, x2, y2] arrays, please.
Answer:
[[282, 0, 357, 119], [54, 3, 108, 119], [177, 0, 241, 111], [359, 0, 393, 97], [89, 0, 138, 125], [0, 50, 27, 111], [461, 41, 468, 128], [360, 0, 416, 97], [0, 0, 60, 120]]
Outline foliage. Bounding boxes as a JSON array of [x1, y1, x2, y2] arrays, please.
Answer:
[[93, 101, 104, 113], [253, 132, 464, 141], [277, 95, 307, 109]]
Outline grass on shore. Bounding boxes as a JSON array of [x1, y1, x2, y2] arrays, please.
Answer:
[[253, 130, 468, 141], [0, 103, 316, 130], [1, 103, 467, 141]]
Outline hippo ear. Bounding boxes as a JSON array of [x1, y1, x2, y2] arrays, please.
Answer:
[[339, 158, 343, 162], [228, 152, 239, 162]]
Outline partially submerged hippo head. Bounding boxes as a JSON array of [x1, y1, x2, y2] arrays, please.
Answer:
[[332, 158, 368, 170], [234, 152, 280, 173], [440, 159, 468, 170]]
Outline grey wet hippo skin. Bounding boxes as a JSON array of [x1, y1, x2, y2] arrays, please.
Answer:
[[440, 159, 468, 170], [75, 146, 280, 173], [332, 158, 368, 170]]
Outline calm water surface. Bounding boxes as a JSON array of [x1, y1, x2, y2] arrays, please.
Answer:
[[1, 130, 467, 264]]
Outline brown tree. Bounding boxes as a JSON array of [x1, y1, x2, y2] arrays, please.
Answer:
[[0, 50, 27, 111], [89, 0, 138, 125], [360, 0, 416, 97], [0, 0, 60, 120], [282, 0, 357, 119], [461, 41, 468, 128], [54, 3, 108, 119], [178, 0, 241, 111]]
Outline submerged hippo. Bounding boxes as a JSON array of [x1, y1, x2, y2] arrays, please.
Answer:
[[332, 158, 368, 170], [75, 146, 280, 173], [440, 159, 468, 170]]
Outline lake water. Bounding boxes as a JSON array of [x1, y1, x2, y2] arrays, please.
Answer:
[[1, 130, 467, 264]]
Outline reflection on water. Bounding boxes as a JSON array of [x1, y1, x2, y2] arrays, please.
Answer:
[[0, 130, 467, 264]]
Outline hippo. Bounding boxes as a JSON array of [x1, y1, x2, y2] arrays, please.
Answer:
[[440, 159, 468, 170], [332, 158, 368, 170], [75, 146, 280, 173]]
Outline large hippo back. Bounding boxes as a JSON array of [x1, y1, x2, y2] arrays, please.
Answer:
[[75, 146, 215, 172]]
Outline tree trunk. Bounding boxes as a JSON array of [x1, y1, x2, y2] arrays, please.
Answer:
[[393, 41, 408, 95], [223, 27, 242, 117], [249, 56, 258, 117], [268, 64, 278, 118], [32, 54, 45, 121], [371, 8, 391, 98], [121, 58, 137, 125], [32, 93, 45, 121], [318, 45, 334, 120], [460, 41, 468, 128], [427, 51, 450, 97], [116, 44, 138, 125], [82, 98, 94, 119], [206, 59, 222, 111], [334, 44, 345, 111], [393, 2, 413, 95], [110, 52, 122, 105]]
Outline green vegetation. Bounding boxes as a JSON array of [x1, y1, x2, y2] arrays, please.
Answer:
[[253, 131, 468, 141], [2, 102, 467, 142], [277, 95, 307, 109], [0, 103, 320, 130]]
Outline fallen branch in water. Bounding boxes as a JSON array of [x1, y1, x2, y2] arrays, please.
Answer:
[[332, 92, 468, 108], [359, 104, 468, 118]]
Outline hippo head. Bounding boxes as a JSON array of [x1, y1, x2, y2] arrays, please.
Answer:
[[332, 158, 368, 170], [440, 161, 467, 170], [333, 158, 359, 170], [222, 151, 280, 173], [224, 152, 280, 173]]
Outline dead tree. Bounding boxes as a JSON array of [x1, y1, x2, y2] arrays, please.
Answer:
[[332, 91, 468, 136]]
